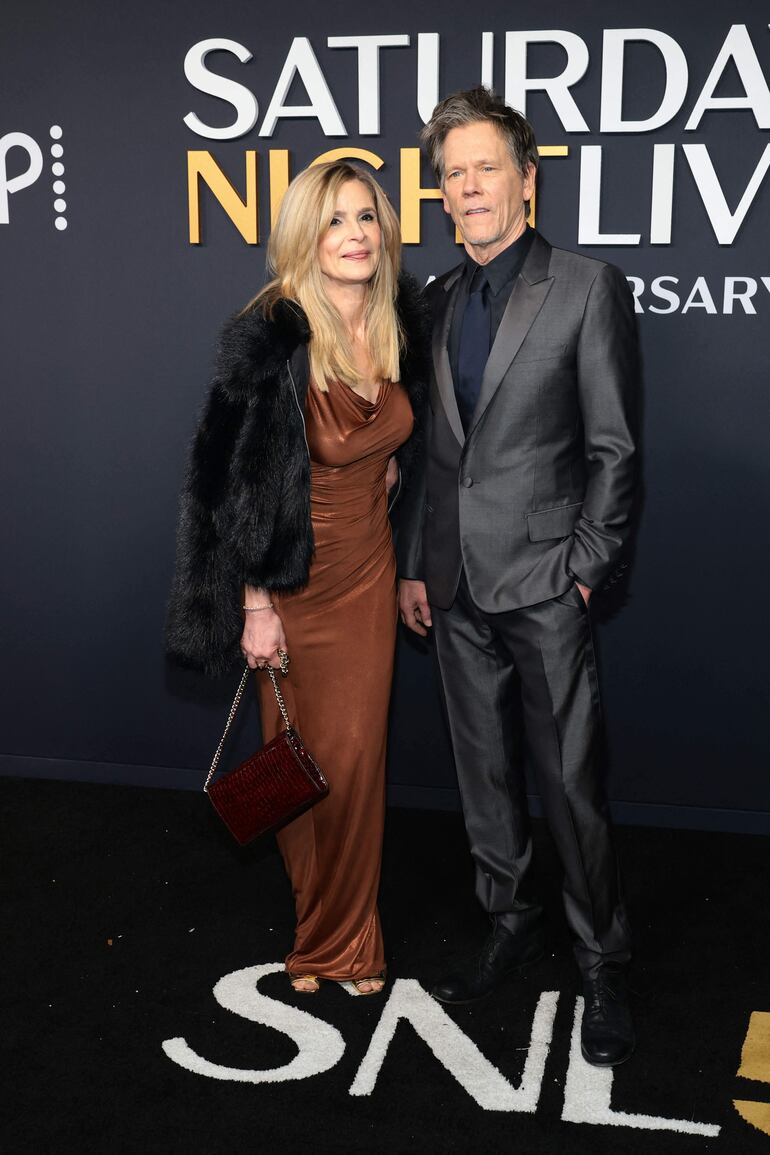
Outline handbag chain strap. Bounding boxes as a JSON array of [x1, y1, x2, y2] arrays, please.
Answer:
[[204, 664, 292, 793]]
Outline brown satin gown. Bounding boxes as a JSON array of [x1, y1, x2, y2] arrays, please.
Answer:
[[257, 375, 413, 981]]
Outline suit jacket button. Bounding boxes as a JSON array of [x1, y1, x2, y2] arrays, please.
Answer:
[[462, 476, 473, 488]]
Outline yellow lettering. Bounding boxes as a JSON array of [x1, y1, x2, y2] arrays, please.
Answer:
[[187, 151, 258, 245], [267, 148, 385, 227], [738, 1011, 770, 1083], [185, 144, 571, 247], [399, 147, 456, 245], [734, 1101, 770, 1135], [529, 146, 570, 228], [733, 1011, 770, 1136], [311, 147, 385, 169], [269, 150, 290, 229]]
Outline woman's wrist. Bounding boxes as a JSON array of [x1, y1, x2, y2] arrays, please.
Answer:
[[243, 584, 273, 612]]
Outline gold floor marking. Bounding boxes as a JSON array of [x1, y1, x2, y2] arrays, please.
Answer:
[[733, 1011, 770, 1136]]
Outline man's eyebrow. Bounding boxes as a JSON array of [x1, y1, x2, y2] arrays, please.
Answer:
[[447, 158, 496, 168]]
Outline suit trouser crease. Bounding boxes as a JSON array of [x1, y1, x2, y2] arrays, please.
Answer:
[[433, 576, 631, 973]]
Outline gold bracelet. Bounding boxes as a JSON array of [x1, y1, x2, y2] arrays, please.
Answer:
[[243, 602, 274, 612]]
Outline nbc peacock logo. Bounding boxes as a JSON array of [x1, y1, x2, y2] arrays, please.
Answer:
[[0, 125, 68, 230]]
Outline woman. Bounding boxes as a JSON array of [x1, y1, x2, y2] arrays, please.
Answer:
[[167, 162, 428, 995]]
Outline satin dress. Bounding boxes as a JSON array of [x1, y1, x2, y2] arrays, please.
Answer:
[[257, 375, 413, 981]]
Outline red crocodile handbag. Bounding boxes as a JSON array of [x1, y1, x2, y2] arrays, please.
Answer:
[[204, 663, 329, 845]]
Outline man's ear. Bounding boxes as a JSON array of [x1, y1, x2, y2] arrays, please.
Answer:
[[442, 193, 451, 215], [522, 163, 537, 204]]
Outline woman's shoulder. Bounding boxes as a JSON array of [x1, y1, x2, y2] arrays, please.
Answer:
[[396, 269, 425, 310], [214, 297, 311, 398], [220, 296, 309, 360], [396, 271, 431, 349], [396, 272, 432, 367]]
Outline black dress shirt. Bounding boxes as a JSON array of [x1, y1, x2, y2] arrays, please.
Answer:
[[449, 227, 535, 390]]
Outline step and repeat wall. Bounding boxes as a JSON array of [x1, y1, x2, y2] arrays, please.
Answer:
[[2, 0, 768, 829]]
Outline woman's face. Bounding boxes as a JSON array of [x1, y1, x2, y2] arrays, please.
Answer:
[[317, 180, 382, 291]]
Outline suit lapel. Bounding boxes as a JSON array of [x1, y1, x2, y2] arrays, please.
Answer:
[[467, 233, 554, 438], [432, 267, 465, 447]]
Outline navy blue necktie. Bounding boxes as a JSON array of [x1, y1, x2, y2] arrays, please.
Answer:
[[456, 269, 490, 433]]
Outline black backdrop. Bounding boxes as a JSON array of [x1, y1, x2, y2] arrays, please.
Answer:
[[2, 0, 769, 832]]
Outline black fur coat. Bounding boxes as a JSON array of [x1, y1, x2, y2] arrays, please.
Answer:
[[166, 273, 430, 677]]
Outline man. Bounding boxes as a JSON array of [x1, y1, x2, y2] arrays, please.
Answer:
[[397, 87, 638, 1066]]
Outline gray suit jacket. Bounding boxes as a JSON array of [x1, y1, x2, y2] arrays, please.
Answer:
[[396, 231, 639, 611]]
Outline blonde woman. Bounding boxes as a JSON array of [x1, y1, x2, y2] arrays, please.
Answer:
[[167, 162, 429, 995]]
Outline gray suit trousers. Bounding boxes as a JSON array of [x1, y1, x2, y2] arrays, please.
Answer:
[[432, 572, 631, 976]]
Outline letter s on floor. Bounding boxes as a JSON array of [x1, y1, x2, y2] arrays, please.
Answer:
[[162, 963, 345, 1083]]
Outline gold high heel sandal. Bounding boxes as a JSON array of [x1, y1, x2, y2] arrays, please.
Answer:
[[352, 972, 387, 996], [288, 973, 320, 994]]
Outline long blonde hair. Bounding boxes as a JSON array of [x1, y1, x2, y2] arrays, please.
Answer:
[[248, 162, 403, 392]]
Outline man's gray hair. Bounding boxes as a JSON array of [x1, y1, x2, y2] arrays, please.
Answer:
[[421, 86, 539, 185]]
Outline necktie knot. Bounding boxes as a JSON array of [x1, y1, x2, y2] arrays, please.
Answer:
[[470, 267, 488, 297]]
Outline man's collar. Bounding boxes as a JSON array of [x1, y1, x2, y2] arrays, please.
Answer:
[[464, 226, 535, 295]]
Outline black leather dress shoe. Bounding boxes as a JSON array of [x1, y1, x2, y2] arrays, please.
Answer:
[[431, 921, 545, 1005], [581, 964, 635, 1066]]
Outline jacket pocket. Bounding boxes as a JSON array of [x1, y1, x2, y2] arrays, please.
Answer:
[[555, 583, 588, 612], [514, 342, 569, 365], [525, 501, 583, 542]]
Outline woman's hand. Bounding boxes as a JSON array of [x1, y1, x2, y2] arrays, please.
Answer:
[[240, 608, 287, 669]]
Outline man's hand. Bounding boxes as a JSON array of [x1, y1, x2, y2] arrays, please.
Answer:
[[385, 455, 399, 494], [399, 579, 432, 637], [576, 581, 592, 606]]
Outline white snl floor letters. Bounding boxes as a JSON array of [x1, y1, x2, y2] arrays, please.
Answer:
[[162, 966, 723, 1138], [348, 980, 559, 1110], [562, 997, 720, 1136], [162, 964, 558, 1105], [162, 963, 345, 1083]]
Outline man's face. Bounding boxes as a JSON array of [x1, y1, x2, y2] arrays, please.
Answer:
[[440, 121, 536, 264]]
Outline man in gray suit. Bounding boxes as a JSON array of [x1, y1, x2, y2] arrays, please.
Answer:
[[398, 87, 638, 1066]]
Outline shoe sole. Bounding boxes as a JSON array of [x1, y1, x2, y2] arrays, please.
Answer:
[[580, 1043, 636, 1067], [431, 952, 545, 1006]]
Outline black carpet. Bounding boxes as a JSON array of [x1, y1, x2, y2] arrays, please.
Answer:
[[3, 777, 769, 1154]]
